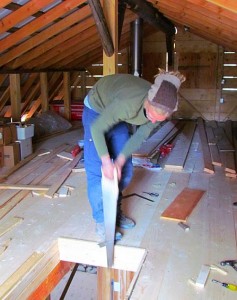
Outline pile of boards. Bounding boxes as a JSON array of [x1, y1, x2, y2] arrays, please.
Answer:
[[133, 118, 237, 177]]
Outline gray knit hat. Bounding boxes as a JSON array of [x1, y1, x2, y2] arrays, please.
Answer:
[[148, 69, 186, 115]]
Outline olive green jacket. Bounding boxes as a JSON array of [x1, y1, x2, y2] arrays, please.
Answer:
[[88, 74, 161, 159]]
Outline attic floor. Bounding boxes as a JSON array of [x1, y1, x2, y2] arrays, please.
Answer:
[[0, 122, 236, 299]]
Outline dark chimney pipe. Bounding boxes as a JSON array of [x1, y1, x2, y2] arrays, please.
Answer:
[[130, 18, 143, 77]]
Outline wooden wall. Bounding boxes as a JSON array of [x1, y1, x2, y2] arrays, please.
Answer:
[[143, 27, 237, 121], [1, 26, 236, 122]]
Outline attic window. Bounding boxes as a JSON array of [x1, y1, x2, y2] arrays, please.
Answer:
[[222, 88, 237, 91], [224, 64, 237, 67]]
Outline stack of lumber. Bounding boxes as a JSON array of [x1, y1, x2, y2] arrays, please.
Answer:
[[134, 118, 237, 177], [199, 119, 237, 177], [133, 120, 196, 171], [0, 144, 82, 221]]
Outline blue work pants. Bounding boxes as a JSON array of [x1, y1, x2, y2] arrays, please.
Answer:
[[82, 106, 133, 223]]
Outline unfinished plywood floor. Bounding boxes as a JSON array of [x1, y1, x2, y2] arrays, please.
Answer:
[[0, 123, 237, 299]]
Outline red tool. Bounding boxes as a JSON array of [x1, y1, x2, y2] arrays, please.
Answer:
[[71, 145, 82, 157], [159, 144, 174, 157]]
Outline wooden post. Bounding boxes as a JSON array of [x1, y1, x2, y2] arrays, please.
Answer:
[[63, 72, 71, 121], [80, 70, 86, 100], [9, 74, 21, 121], [215, 46, 224, 122], [40, 72, 49, 112], [97, 267, 134, 300], [103, 0, 118, 75]]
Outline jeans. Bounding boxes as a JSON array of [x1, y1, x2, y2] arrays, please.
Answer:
[[82, 106, 133, 223]]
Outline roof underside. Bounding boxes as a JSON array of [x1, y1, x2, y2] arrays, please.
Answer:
[[0, 0, 236, 74]]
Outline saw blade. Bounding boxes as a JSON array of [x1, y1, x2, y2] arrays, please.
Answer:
[[101, 168, 118, 267]]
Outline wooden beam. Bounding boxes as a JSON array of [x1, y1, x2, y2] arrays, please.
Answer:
[[58, 237, 147, 272], [123, 0, 175, 35], [26, 98, 41, 119], [0, 0, 56, 34], [28, 261, 74, 300], [0, 6, 91, 68], [0, 0, 85, 53], [63, 72, 71, 121], [88, 0, 114, 57], [9, 74, 21, 121], [40, 73, 49, 112], [97, 267, 134, 300], [23, 19, 96, 69], [206, 0, 237, 14], [102, 0, 118, 75], [0, 0, 12, 9]]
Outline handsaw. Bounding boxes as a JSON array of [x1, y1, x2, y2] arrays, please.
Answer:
[[101, 168, 118, 268]]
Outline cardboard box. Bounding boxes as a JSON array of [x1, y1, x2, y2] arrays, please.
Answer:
[[0, 123, 17, 145], [17, 137, 33, 160], [3, 142, 20, 168], [16, 124, 34, 140]]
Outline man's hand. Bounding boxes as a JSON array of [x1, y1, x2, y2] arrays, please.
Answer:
[[114, 154, 126, 180], [101, 154, 126, 180], [101, 155, 115, 180]]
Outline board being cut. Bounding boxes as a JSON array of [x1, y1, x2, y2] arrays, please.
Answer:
[[161, 188, 205, 221]]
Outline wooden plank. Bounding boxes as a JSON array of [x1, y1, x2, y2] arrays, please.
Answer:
[[209, 144, 222, 166], [133, 120, 178, 157], [223, 120, 236, 174], [205, 126, 222, 166], [0, 216, 23, 238], [224, 152, 236, 174], [97, 267, 134, 300], [0, 184, 50, 191], [161, 188, 205, 222], [0, 252, 44, 299], [214, 127, 235, 152], [149, 121, 184, 159], [58, 237, 147, 272], [164, 121, 196, 170], [0, 152, 38, 181], [0, 242, 60, 300], [44, 154, 81, 198], [197, 118, 214, 174], [57, 151, 73, 161], [27, 261, 74, 300], [0, 158, 67, 220], [0, 143, 68, 181]]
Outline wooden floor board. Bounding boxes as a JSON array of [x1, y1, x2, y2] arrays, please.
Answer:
[[164, 121, 196, 170], [197, 118, 214, 174]]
